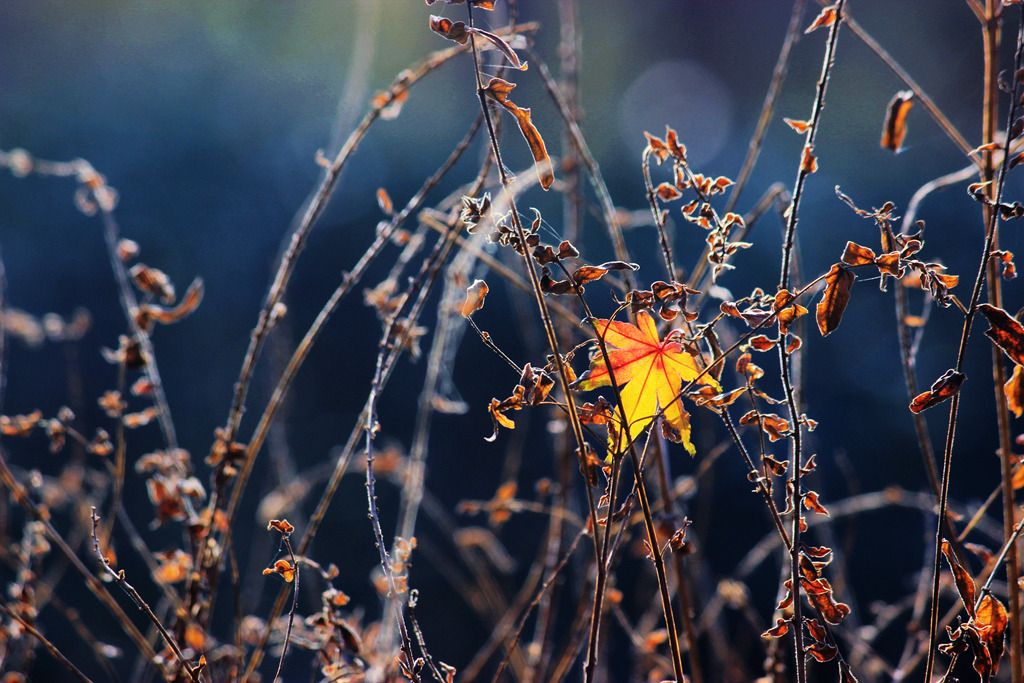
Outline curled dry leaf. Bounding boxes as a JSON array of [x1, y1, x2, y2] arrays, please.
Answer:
[[484, 78, 554, 190], [801, 146, 818, 174], [136, 278, 204, 331], [805, 3, 839, 33], [461, 279, 489, 317], [263, 559, 296, 583], [783, 118, 811, 134], [975, 593, 1008, 678], [978, 303, 1024, 366], [880, 90, 914, 152], [817, 264, 855, 336], [941, 540, 976, 618], [428, 16, 525, 69], [572, 261, 640, 286], [1006, 364, 1024, 418], [909, 369, 965, 413], [129, 264, 175, 304], [376, 187, 393, 215]]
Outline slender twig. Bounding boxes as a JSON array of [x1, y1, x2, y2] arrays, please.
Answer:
[[269, 534, 299, 683], [979, 4, 1023, 681], [90, 510, 198, 682], [0, 598, 96, 683], [777, 4, 845, 680], [924, 8, 1024, 679]]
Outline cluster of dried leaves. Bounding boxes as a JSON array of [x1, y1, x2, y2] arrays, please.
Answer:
[[2, 1, 1024, 683]]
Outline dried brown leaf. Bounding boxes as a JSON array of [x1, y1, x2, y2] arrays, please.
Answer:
[[941, 540, 977, 618], [784, 118, 811, 134], [483, 78, 554, 189], [881, 90, 914, 152], [806, 3, 839, 33], [909, 369, 965, 413], [461, 279, 489, 317], [841, 241, 876, 266], [978, 303, 1024, 366], [817, 263, 855, 336]]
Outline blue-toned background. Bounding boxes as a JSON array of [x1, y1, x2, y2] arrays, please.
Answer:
[[0, 1, 1018, 680]]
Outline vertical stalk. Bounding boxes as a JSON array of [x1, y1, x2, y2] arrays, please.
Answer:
[[981, 3, 1023, 681], [777, 4, 845, 681]]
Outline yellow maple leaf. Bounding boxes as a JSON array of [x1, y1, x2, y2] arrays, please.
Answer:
[[575, 310, 718, 456]]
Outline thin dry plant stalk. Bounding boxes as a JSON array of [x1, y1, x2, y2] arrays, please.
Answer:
[[5, 3, 1024, 683]]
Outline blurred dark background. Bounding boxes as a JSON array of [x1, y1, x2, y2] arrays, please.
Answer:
[[1, 1, 1021, 680]]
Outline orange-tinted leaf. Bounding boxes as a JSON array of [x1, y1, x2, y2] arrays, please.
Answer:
[[1013, 461, 1024, 489], [136, 278, 204, 330], [874, 252, 903, 278], [656, 182, 681, 201], [1006, 364, 1024, 418], [975, 593, 1008, 676], [776, 302, 808, 334], [784, 118, 811, 134], [806, 4, 839, 33], [376, 188, 393, 215], [575, 311, 719, 455], [665, 127, 687, 161], [573, 261, 639, 286], [841, 242, 876, 266], [429, 15, 470, 43], [749, 335, 777, 351], [941, 540, 976, 618], [461, 279, 489, 317], [129, 264, 175, 304], [762, 618, 790, 638], [739, 410, 790, 441], [801, 146, 818, 174], [817, 263, 855, 336], [978, 303, 1024, 366], [152, 549, 192, 584], [267, 519, 295, 535], [483, 78, 553, 189], [645, 132, 670, 163], [806, 640, 838, 662], [881, 90, 914, 152], [762, 455, 787, 476], [803, 490, 830, 516], [909, 369, 965, 413], [540, 267, 573, 295], [0, 410, 43, 437], [263, 559, 296, 583]]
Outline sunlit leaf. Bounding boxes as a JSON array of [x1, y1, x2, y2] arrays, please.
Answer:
[[484, 78, 554, 189], [575, 311, 719, 456], [841, 242, 876, 266], [975, 593, 1008, 677], [941, 540, 976, 618], [805, 3, 839, 33], [801, 146, 818, 174], [136, 278, 204, 331], [1006, 365, 1024, 418], [881, 90, 914, 152], [909, 369, 965, 413], [461, 279, 489, 317], [784, 118, 811, 134], [817, 263, 855, 336], [978, 303, 1024, 366]]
